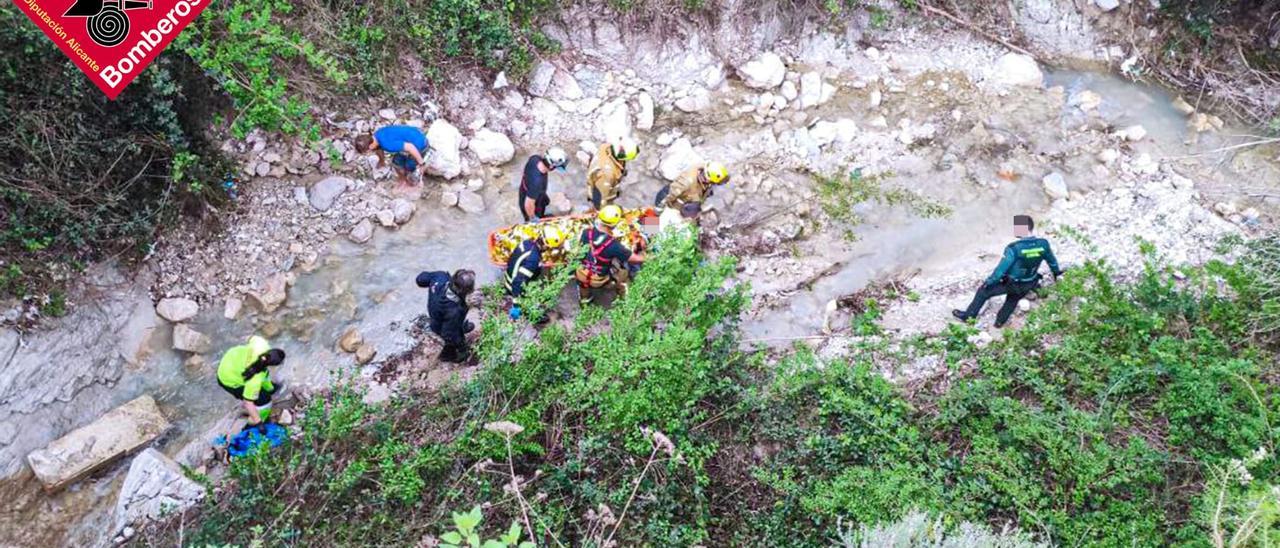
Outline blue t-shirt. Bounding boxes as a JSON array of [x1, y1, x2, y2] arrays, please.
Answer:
[[374, 126, 427, 154]]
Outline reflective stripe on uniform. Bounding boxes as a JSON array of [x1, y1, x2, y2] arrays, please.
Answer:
[[506, 248, 538, 289]]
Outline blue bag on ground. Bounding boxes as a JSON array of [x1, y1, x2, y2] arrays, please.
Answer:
[[224, 422, 289, 458]]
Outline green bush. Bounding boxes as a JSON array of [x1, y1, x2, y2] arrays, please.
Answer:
[[0, 9, 230, 302]]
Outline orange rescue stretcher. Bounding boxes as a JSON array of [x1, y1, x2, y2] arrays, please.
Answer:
[[487, 208, 657, 267]]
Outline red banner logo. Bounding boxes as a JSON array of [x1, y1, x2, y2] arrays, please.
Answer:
[[12, 0, 210, 99]]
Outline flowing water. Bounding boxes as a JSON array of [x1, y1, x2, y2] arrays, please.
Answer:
[[0, 68, 1266, 546]]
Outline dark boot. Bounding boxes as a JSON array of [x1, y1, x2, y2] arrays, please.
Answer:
[[951, 309, 969, 321]]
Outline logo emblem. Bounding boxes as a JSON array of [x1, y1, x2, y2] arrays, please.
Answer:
[[12, 0, 211, 99]]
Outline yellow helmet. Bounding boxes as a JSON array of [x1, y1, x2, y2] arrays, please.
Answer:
[[598, 205, 624, 227], [541, 225, 565, 248], [703, 162, 728, 184], [611, 137, 639, 162]]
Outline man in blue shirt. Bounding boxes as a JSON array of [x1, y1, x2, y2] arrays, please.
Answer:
[[355, 125, 429, 189], [952, 215, 1065, 328]]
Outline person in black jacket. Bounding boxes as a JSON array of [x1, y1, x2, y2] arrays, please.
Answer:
[[415, 269, 476, 363]]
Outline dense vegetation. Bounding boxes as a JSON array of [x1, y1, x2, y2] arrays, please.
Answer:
[[0, 0, 562, 307], [146, 231, 1280, 546]]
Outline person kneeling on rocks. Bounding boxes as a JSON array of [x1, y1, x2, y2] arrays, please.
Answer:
[[952, 215, 1064, 328], [355, 124, 429, 189], [217, 335, 286, 425], [577, 205, 646, 306], [416, 268, 476, 363]]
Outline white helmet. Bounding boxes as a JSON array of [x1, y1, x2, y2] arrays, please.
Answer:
[[544, 147, 568, 171]]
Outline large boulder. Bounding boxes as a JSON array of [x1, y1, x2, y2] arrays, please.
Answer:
[[990, 53, 1044, 88], [309, 176, 351, 211], [172, 324, 212, 354], [154, 298, 198, 323], [551, 70, 584, 100], [425, 120, 463, 180], [248, 273, 289, 313], [738, 52, 786, 89], [659, 138, 703, 182], [468, 129, 515, 165], [26, 395, 170, 491], [114, 448, 206, 532]]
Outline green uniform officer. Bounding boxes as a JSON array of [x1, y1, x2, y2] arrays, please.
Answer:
[[217, 336, 287, 424], [952, 215, 1064, 327]]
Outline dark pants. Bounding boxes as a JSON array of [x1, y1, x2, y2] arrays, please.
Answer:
[[219, 380, 276, 406], [430, 316, 475, 363], [654, 185, 671, 208], [391, 153, 418, 173], [590, 187, 603, 210], [518, 190, 548, 222], [961, 279, 1039, 326]]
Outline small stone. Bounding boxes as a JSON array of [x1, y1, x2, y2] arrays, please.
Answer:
[[869, 89, 882, 108], [1171, 96, 1196, 115], [223, 297, 243, 320], [348, 219, 374, 244], [675, 88, 712, 112], [1172, 270, 1188, 281], [254, 162, 270, 177], [155, 298, 199, 323], [355, 343, 377, 365], [183, 354, 206, 373], [780, 80, 798, 101], [468, 129, 516, 165], [122, 526, 135, 539], [635, 92, 655, 131], [1097, 149, 1121, 164], [1133, 153, 1159, 175], [378, 108, 396, 120], [1018, 300, 1032, 312], [1243, 207, 1261, 222], [392, 199, 416, 224], [376, 210, 396, 227], [1215, 202, 1238, 217], [248, 274, 289, 313], [440, 191, 459, 208], [1070, 89, 1102, 111], [1189, 112, 1219, 133], [173, 324, 212, 354], [338, 327, 363, 353], [492, 72, 509, 90], [656, 133, 676, 147], [869, 115, 889, 129], [1116, 125, 1147, 142], [967, 330, 994, 347], [1095, 0, 1120, 11]]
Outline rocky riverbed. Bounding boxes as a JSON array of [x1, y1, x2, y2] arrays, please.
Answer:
[[3, 3, 1280, 546]]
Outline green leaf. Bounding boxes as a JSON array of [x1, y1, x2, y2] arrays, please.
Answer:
[[441, 531, 463, 545], [481, 541, 507, 548]]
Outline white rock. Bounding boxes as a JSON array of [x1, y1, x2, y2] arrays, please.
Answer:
[[869, 89, 882, 108], [865, 46, 881, 60], [378, 108, 396, 120], [577, 97, 602, 114], [527, 61, 556, 97], [635, 92, 655, 131], [1133, 153, 1159, 175], [376, 210, 396, 228], [833, 118, 858, 143], [1215, 202, 1238, 217], [155, 298, 198, 323], [656, 133, 676, 147], [348, 218, 374, 243], [425, 120, 463, 179], [551, 70, 584, 100], [501, 91, 526, 110], [1095, 0, 1119, 11], [1018, 300, 1032, 312], [675, 88, 712, 112], [1189, 112, 1222, 133], [780, 81, 798, 101], [1042, 172, 1069, 200], [457, 190, 485, 213], [440, 191, 459, 208], [1171, 96, 1196, 115], [114, 449, 205, 532], [799, 71, 824, 109], [595, 99, 632, 140], [1098, 149, 1121, 164], [967, 330, 994, 347], [869, 115, 889, 129], [773, 95, 788, 110], [223, 297, 243, 320], [468, 129, 515, 165], [758, 92, 776, 109], [492, 71, 509, 90], [659, 138, 703, 181], [701, 64, 726, 89], [1116, 124, 1148, 142], [172, 324, 211, 354], [391, 198, 416, 224], [990, 53, 1044, 88], [738, 52, 786, 89], [308, 176, 351, 211]]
